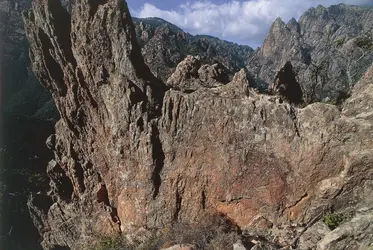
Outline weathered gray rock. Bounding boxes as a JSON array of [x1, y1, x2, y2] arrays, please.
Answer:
[[161, 244, 196, 250], [134, 17, 253, 82], [1, 5, 251, 237], [247, 4, 373, 103], [317, 208, 373, 250], [233, 240, 248, 250], [250, 242, 279, 250], [1, 0, 251, 120], [299, 222, 331, 250], [23, 1, 373, 250], [5, 2, 373, 120], [166, 55, 232, 90]]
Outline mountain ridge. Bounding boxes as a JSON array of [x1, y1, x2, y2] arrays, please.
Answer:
[[3, 2, 373, 119], [20, 1, 373, 249], [247, 3, 373, 103], [1, 1, 373, 249]]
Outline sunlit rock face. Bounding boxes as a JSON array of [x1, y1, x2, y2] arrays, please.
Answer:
[[247, 4, 373, 103], [24, 0, 373, 249]]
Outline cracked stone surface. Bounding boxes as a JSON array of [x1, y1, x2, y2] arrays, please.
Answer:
[[22, 0, 373, 249], [247, 4, 373, 103]]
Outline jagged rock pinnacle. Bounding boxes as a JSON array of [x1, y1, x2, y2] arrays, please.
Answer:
[[23, 1, 373, 249]]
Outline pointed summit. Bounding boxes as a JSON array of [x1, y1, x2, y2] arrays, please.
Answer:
[[267, 16, 286, 35], [287, 17, 298, 26], [286, 17, 300, 33], [273, 17, 285, 27]]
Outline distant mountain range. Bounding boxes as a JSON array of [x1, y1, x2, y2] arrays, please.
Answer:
[[2, 2, 373, 121], [1, 1, 373, 249], [247, 4, 373, 103], [133, 17, 253, 83], [19, 1, 373, 249]]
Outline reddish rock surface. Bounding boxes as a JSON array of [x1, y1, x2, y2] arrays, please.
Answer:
[[24, 1, 373, 249]]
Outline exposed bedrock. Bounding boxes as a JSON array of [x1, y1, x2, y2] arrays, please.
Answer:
[[23, 0, 373, 249]]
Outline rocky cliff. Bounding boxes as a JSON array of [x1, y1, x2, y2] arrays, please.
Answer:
[[0, 0, 70, 119], [247, 4, 373, 103], [0, 1, 57, 249], [0, 0, 49, 117], [133, 17, 253, 82], [23, 1, 373, 250], [5, 2, 373, 119], [0, 0, 253, 121], [0, 1, 252, 248]]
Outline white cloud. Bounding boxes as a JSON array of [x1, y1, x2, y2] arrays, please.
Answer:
[[133, 0, 373, 47]]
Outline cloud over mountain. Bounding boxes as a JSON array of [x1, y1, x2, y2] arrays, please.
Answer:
[[133, 0, 373, 47]]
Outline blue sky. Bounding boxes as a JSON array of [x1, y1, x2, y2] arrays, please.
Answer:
[[127, 0, 373, 48], [127, 0, 229, 10]]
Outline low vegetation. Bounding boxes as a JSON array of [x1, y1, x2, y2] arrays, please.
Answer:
[[86, 213, 245, 250], [332, 38, 346, 48], [87, 235, 134, 250], [354, 36, 373, 49], [324, 211, 354, 230]]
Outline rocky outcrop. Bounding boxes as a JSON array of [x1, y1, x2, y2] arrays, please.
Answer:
[[134, 17, 253, 82], [6, 3, 373, 121], [0, 0, 55, 118], [167, 55, 231, 91], [317, 207, 373, 250], [161, 244, 196, 250], [24, 1, 373, 250], [247, 4, 373, 103], [0, 1, 251, 248], [269, 61, 303, 104], [296, 207, 373, 250], [1, 0, 251, 120], [23, 0, 167, 248], [298, 221, 331, 249]]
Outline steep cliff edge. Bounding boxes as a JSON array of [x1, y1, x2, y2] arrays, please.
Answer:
[[0, 0, 252, 248], [24, 1, 373, 250], [133, 17, 253, 83], [247, 4, 373, 103]]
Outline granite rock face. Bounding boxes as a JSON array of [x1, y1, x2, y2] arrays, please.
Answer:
[[6, 3, 373, 120], [0, 1, 251, 248], [23, 1, 373, 249], [247, 4, 373, 103], [1, 0, 251, 121], [0, 0, 70, 119], [166, 55, 231, 91], [0, 0, 53, 118], [317, 207, 373, 250], [134, 17, 253, 83]]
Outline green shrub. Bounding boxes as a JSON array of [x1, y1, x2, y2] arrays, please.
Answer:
[[354, 36, 373, 49], [324, 212, 353, 230], [333, 38, 345, 47], [86, 235, 133, 250]]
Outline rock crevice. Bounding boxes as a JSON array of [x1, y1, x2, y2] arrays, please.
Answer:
[[23, 1, 373, 249]]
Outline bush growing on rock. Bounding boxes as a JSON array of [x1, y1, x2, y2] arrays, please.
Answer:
[[323, 212, 354, 230], [83, 234, 133, 250], [355, 36, 373, 49]]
